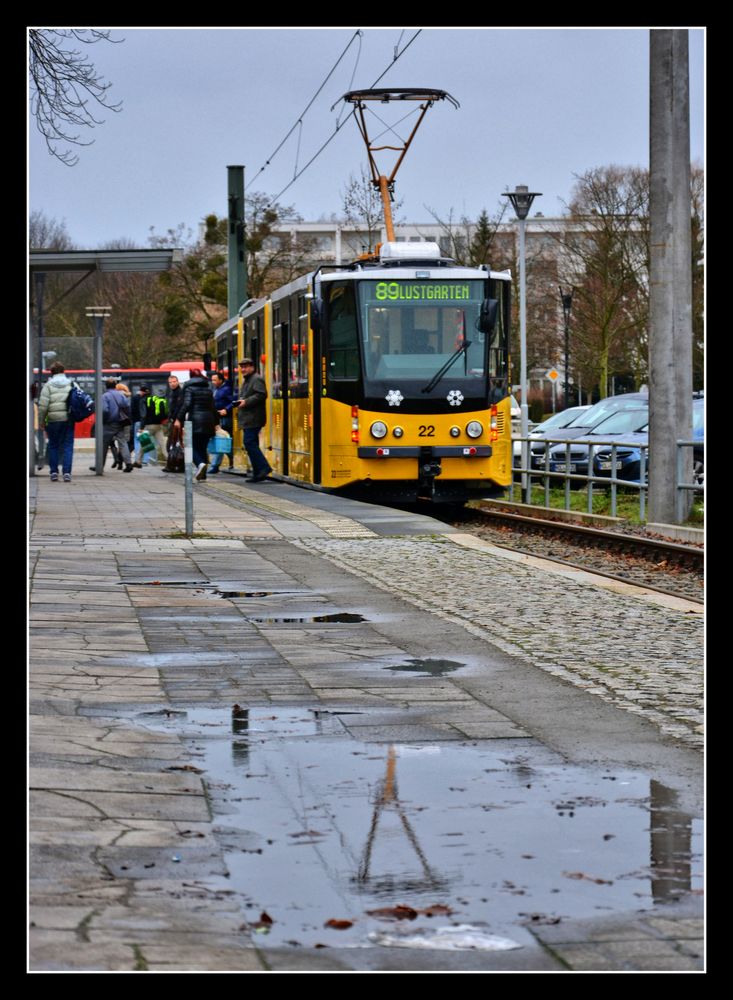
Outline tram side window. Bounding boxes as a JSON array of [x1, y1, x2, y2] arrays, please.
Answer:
[[327, 283, 359, 380], [272, 307, 284, 399], [249, 315, 262, 374], [289, 294, 309, 397]]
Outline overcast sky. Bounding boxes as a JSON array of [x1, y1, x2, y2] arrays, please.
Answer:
[[28, 27, 705, 250]]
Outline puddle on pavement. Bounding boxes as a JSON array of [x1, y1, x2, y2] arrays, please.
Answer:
[[122, 582, 306, 598], [243, 612, 367, 625], [384, 658, 464, 677], [137, 707, 703, 951], [217, 591, 302, 599]]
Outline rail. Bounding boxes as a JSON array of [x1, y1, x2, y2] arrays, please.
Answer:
[[510, 434, 703, 522]]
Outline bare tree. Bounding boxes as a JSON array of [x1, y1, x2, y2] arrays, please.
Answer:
[[342, 166, 403, 256], [422, 205, 472, 263], [553, 166, 650, 398], [29, 209, 74, 249], [149, 222, 228, 349], [29, 29, 122, 166]]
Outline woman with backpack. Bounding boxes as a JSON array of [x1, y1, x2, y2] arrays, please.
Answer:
[[38, 361, 75, 482]]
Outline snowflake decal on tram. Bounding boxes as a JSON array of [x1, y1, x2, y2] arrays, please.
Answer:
[[385, 389, 404, 407], [447, 389, 464, 406]]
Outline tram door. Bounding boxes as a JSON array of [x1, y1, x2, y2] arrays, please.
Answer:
[[270, 292, 311, 481], [271, 304, 289, 477], [287, 293, 311, 482]]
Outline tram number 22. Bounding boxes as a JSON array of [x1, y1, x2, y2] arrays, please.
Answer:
[[418, 425, 435, 437]]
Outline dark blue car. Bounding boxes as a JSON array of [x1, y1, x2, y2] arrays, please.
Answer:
[[529, 392, 650, 469], [548, 408, 649, 482], [547, 396, 704, 486]]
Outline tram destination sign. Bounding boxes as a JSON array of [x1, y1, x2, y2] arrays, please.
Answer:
[[374, 281, 473, 302]]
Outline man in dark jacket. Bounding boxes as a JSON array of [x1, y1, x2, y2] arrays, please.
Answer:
[[166, 375, 184, 424], [174, 369, 218, 481], [237, 358, 272, 482]]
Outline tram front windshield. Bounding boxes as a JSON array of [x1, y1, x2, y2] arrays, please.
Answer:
[[357, 279, 488, 390]]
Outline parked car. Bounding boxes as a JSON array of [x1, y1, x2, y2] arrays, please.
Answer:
[[529, 392, 649, 468], [548, 408, 649, 483], [513, 405, 591, 460], [547, 395, 704, 487], [692, 392, 704, 487]]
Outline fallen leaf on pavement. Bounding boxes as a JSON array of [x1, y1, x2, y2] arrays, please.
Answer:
[[563, 871, 613, 885]]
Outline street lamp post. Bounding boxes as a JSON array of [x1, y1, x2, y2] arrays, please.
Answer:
[[559, 286, 573, 409], [503, 185, 541, 502], [86, 306, 111, 475]]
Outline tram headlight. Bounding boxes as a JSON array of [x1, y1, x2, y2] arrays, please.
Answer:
[[370, 421, 388, 439], [392, 426, 404, 438], [449, 426, 461, 438], [466, 421, 483, 439]]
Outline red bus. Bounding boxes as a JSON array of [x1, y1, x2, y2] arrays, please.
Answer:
[[36, 361, 217, 437]]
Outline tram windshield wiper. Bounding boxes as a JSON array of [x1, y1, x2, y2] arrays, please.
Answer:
[[420, 340, 472, 393]]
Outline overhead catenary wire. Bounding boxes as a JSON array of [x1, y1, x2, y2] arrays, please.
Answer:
[[246, 28, 363, 192], [370, 29, 422, 88], [267, 29, 423, 208], [336, 29, 363, 127]]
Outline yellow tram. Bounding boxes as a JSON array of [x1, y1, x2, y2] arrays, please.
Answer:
[[215, 242, 513, 503], [214, 88, 513, 503]]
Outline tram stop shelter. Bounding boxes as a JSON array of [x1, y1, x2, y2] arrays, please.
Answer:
[[29, 248, 180, 476]]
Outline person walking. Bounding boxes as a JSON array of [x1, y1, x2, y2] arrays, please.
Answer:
[[132, 385, 155, 467], [139, 385, 168, 465], [113, 383, 134, 467], [174, 368, 218, 481], [237, 358, 272, 482], [207, 371, 234, 475], [38, 361, 75, 482], [95, 379, 134, 472]]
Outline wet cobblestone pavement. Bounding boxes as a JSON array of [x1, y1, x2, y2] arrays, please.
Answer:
[[295, 535, 704, 751]]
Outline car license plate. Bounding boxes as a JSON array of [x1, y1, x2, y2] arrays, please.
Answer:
[[554, 463, 576, 473], [598, 460, 614, 470]]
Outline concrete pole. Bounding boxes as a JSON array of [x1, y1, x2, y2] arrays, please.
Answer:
[[227, 166, 247, 317], [649, 30, 693, 524], [32, 272, 46, 476], [184, 420, 194, 537]]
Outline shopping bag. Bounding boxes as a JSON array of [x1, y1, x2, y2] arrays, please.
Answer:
[[138, 430, 156, 454], [207, 435, 232, 454]]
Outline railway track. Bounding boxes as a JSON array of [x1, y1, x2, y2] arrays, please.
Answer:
[[441, 502, 704, 604]]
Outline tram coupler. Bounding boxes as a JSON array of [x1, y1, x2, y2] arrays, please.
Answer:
[[418, 448, 442, 496]]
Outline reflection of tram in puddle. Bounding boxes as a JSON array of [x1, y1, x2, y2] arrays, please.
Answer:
[[357, 745, 449, 895], [190, 706, 702, 946]]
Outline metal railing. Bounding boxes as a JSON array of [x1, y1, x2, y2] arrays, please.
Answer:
[[510, 434, 703, 521], [676, 440, 703, 524]]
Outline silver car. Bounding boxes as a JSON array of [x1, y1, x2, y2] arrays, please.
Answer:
[[513, 405, 591, 460]]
